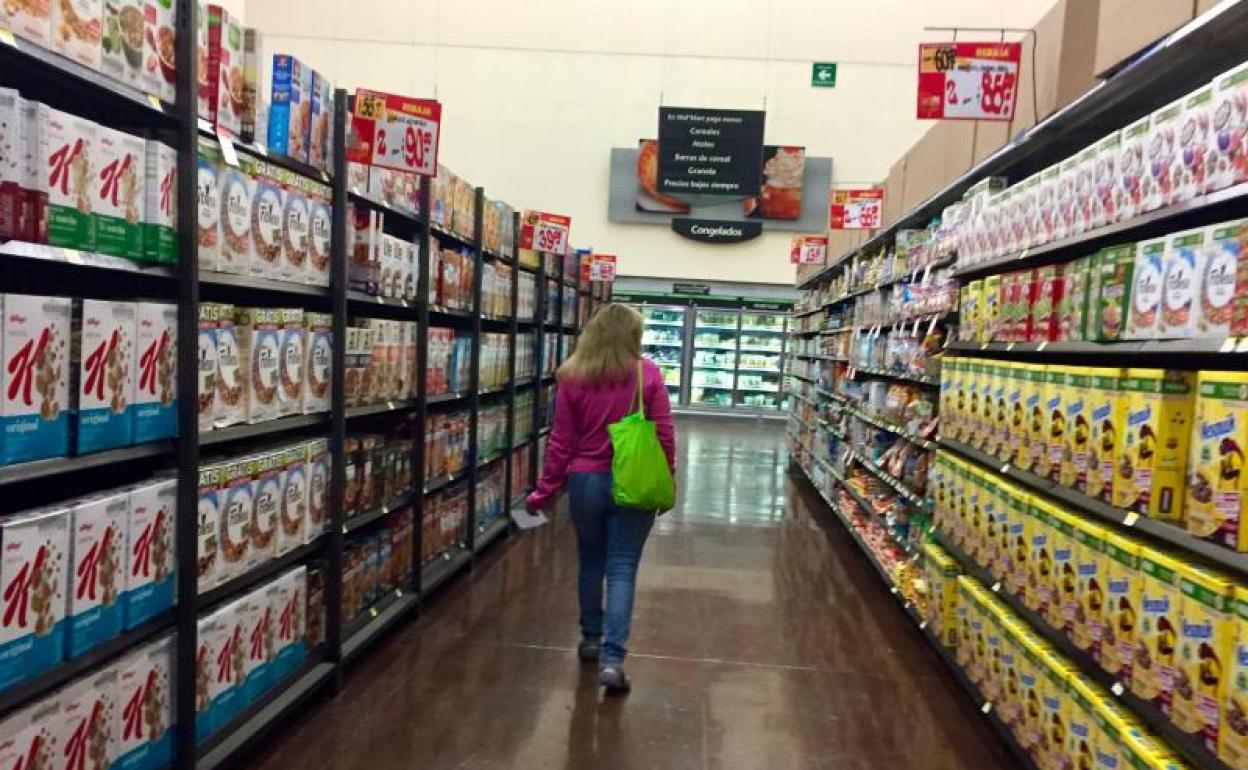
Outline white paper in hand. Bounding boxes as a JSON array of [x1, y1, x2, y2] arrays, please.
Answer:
[[510, 506, 549, 530]]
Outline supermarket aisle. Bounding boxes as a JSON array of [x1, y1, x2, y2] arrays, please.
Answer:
[[248, 417, 1013, 770]]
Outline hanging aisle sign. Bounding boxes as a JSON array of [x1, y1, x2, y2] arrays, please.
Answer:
[[916, 42, 1021, 121], [590, 254, 618, 282], [520, 211, 572, 256], [829, 188, 884, 230], [346, 89, 442, 175], [790, 235, 827, 265]]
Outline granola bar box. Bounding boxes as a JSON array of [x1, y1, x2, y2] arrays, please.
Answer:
[[134, 302, 176, 442], [123, 477, 174, 628], [68, 490, 127, 656], [0, 506, 69, 689], [72, 299, 136, 454], [113, 635, 173, 770], [0, 294, 71, 464]]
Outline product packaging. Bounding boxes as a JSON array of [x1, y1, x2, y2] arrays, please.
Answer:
[[143, 0, 178, 104], [309, 70, 332, 171], [214, 303, 244, 427], [9, 0, 51, 45], [1188, 371, 1248, 550], [68, 491, 127, 656], [142, 140, 177, 264], [241, 27, 264, 144], [217, 154, 255, 275], [1159, 227, 1207, 338], [0, 91, 33, 243], [197, 462, 222, 592], [277, 444, 307, 555], [1098, 531, 1140, 685], [1177, 85, 1213, 203], [249, 449, 281, 568], [194, 610, 231, 740], [0, 507, 69, 688], [1203, 219, 1242, 337], [1093, 245, 1136, 342], [1093, 131, 1120, 228], [1171, 565, 1234, 753], [206, 4, 242, 137], [0, 294, 71, 464], [38, 104, 96, 251], [268, 567, 307, 681], [238, 588, 274, 701], [134, 301, 177, 442], [1071, 520, 1106, 658], [281, 174, 309, 281], [113, 635, 174, 770], [1209, 61, 1248, 194], [250, 162, 284, 278], [306, 438, 329, 539], [61, 666, 120, 770], [236, 307, 280, 423], [1126, 239, 1165, 340], [1062, 368, 1092, 491], [196, 303, 219, 432], [306, 182, 331, 286], [277, 308, 304, 417], [268, 54, 310, 163], [1144, 98, 1183, 212], [302, 312, 331, 414], [1086, 367, 1124, 504], [102, 0, 145, 88], [124, 477, 175, 628], [1118, 116, 1151, 221], [218, 457, 254, 583], [72, 299, 136, 454], [52, 0, 103, 70], [1073, 144, 1098, 236], [93, 127, 145, 258], [197, 138, 222, 270], [1116, 369, 1195, 520]]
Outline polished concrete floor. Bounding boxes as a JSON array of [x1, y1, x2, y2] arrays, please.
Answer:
[[247, 416, 1015, 770]]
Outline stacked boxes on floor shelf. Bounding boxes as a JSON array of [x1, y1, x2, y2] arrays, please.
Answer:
[[342, 509, 413, 624]]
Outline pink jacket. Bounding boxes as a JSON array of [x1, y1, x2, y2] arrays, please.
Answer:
[[527, 358, 676, 510]]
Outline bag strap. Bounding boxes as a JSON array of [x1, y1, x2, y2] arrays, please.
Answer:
[[633, 359, 645, 419]]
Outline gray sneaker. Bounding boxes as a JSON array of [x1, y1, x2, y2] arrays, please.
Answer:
[[577, 640, 601, 661], [599, 665, 631, 694]]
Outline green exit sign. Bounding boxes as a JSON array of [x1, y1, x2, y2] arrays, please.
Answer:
[[811, 62, 837, 88]]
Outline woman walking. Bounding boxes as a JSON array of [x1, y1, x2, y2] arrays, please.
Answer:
[[526, 303, 676, 694]]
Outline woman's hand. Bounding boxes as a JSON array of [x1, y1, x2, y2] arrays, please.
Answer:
[[525, 494, 545, 514]]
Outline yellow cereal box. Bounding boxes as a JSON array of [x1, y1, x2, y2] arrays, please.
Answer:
[[952, 358, 969, 443], [1188, 371, 1248, 550], [966, 359, 984, 449], [1071, 519, 1107, 658], [1171, 563, 1235, 754], [1066, 678, 1102, 770], [985, 362, 1005, 458], [1048, 508, 1079, 638], [1087, 367, 1126, 504], [982, 472, 1003, 574], [949, 457, 969, 550], [961, 282, 980, 342], [1220, 587, 1248, 770], [1022, 364, 1046, 472], [996, 362, 1015, 462], [1002, 482, 1031, 601], [1098, 530, 1141, 685], [1131, 549, 1183, 715], [931, 452, 951, 529], [941, 357, 960, 442], [956, 577, 977, 670], [1026, 497, 1055, 617], [1117, 369, 1196, 519], [1063, 367, 1094, 491], [1119, 729, 1186, 770], [983, 608, 1007, 705], [998, 624, 1025, 735], [922, 542, 960, 648], [1040, 365, 1067, 481], [984, 274, 1003, 342], [1036, 646, 1075, 770], [1089, 691, 1130, 770], [1016, 634, 1047, 754], [1006, 363, 1028, 466], [966, 465, 986, 564]]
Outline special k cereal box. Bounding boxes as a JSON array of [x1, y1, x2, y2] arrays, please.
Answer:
[[210, 600, 246, 727], [94, 127, 145, 259], [238, 589, 274, 701], [214, 303, 243, 428], [1127, 239, 1165, 340], [219, 458, 253, 580], [1204, 220, 1243, 338], [61, 665, 120, 770], [114, 635, 174, 770], [1119, 116, 1151, 221], [0, 701, 61, 770], [277, 308, 304, 418], [268, 567, 307, 681], [1177, 85, 1214, 203], [1145, 98, 1184, 212], [217, 153, 255, 275], [0, 506, 69, 688], [123, 477, 174, 628], [1188, 371, 1248, 550], [68, 491, 127, 656], [1210, 62, 1248, 194], [249, 450, 281, 568], [196, 462, 222, 592], [52, 0, 103, 70], [142, 140, 177, 264], [1117, 369, 1195, 520], [1171, 563, 1234, 754], [38, 104, 96, 251], [306, 182, 331, 286], [1099, 530, 1141, 685], [1131, 548, 1182, 714], [276, 445, 307, 555], [302, 312, 330, 414], [1159, 227, 1207, 338], [72, 299, 136, 454], [1086, 367, 1125, 504], [0, 294, 71, 465], [237, 307, 281, 423], [134, 302, 176, 443], [194, 611, 228, 741]]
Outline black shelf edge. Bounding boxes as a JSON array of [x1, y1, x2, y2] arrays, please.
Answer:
[[952, 181, 1248, 281], [344, 399, 419, 420], [429, 305, 473, 319], [537, 425, 552, 436], [478, 385, 510, 398], [426, 391, 470, 406], [481, 314, 512, 325], [0, 440, 175, 487], [0, 240, 178, 279], [341, 590, 419, 663], [845, 405, 938, 451], [0, 610, 173, 718], [474, 517, 510, 554], [196, 658, 335, 770], [429, 224, 476, 252], [476, 450, 506, 469], [346, 188, 422, 226], [939, 438, 1248, 579], [200, 271, 330, 299], [421, 548, 472, 596], [198, 119, 332, 184], [944, 337, 1240, 359], [844, 447, 929, 509], [517, 262, 539, 274], [423, 469, 469, 495], [344, 491, 415, 535], [514, 378, 536, 388], [200, 414, 329, 447], [197, 537, 326, 611], [850, 366, 939, 388], [346, 291, 419, 312], [934, 531, 1237, 770], [788, 372, 816, 384]]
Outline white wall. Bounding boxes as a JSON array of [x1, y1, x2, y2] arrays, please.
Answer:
[[244, 0, 1053, 284]]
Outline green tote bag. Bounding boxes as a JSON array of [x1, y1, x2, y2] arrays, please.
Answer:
[[608, 361, 676, 513]]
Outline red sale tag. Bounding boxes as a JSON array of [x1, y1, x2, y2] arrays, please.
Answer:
[[917, 42, 1021, 121], [520, 211, 572, 256], [790, 235, 827, 264], [829, 188, 884, 230], [347, 89, 442, 176], [590, 254, 617, 282]]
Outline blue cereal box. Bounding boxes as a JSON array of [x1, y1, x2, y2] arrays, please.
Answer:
[[123, 477, 175, 629], [114, 636, 174, 770], [267, 55, 310, 164], [0, 294, 71, 465], [68, 490, 127, 656], [0, 506, 69, 689], [134, 302, 178, 443], [72, 299, 136, 454], [239, 588, 275, 702]]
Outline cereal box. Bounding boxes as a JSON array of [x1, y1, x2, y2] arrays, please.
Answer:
[[0, 294, 71, 464], [277, 308, 304, 417], [250, 162, 284, 278], [197, 138, 222, 270], [277, 445, 307, 556], [114, 635, 174, 770], [990, 364, 1008, 457], [1188, 371, 1248, 549], [9, 0, 51, 45], [921, 543, 958, 647], [1203, 220, 1243, 337], [142, 0, 177, 104], [102, 0, 145, 88], [0, 91, 32, 243], [1062, 367, 1092, 490], [1048, 508, 1078, 636], [1119, 116, 1151, 221], [196, 303, 218, 432], [1160, 227, 1207, 338], [61, 665, 120, 770], [1055, 155, 1080, 241], [1031, 265, 1063, 343], [1127, 239, 1165, 340], [238, 588, 274, 701], [0, 700, 62, 770], [1094, 245, 1135, 341], [196, 463, 221, 592], [236, 307, 280, 424], [123, 477, 174, 628], [38, 104, 96, 251], [1036, 365, 1065, 482], [1144, 98, 1183, 212], [72, 299, 136, 454], [306, 438, 329, 540], [1015, 636, 1045, 753], [452, 175, 474, 240], [1074, 144, 1098, 236], [52, 0, 103, 69], [1037, 648, 1074, 770], [1177, 85, 1213, 203], [1224, 588, 1248, 769], [281, 173, 308, 282], [249, 449, 281, 569], [1099, 531, 1141, 684], [218, 458, 253, 580], [214, 303, 243, 427], [211, 602, 246, 727], [1003, 485, 1031, 600], [217, 155, 254, 275], [193, 609, 230, 741], [133, 302, 176, 443], [959, 282, 980, 342], [1093, 132, 1120, 228], [1019, 364, 1044, 472], [206, 5, 242, 137], [306, 182, 331, 286], [302, 312, 330, 414], [980, 474, 1001, 573], [0, 507, 68, 688], [269, 567, 307, 681], [1058, 256, 1089, 341], [1132, 549, 1181, 714], [93, 127, 145, 259], [1070, 519, 1105, 656], [1117, 369, 1195, 519], [1087, 367, 1125, 503], [142, 140, 176, 264], [1172, 563, 1234, 753], [268, 55, 311, 163], [241, 26, 264, 144], [309, 70, 331, 171], [1209, 61, 1248, 194], [68, 491, 126, 655], [1025, 499, 1053, 616]]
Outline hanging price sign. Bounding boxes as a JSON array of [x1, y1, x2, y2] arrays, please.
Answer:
[[590, 254, 618, 282], [520, 211, 572, 256], [917, 42, 1021, 121], [829, 188, 884, 230], [346, 88, 442, 176], [790, 235, 828, 264]]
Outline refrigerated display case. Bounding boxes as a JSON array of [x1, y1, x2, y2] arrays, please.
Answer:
[[691, 309, 739, 407], [639, 305, 685, 401], [736, 311, 787, 409]]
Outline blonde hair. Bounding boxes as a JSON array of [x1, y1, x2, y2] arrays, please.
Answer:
[[557, 303, 643, 385]]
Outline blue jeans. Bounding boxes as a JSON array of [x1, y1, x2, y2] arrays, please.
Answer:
[[567, 472, 655, 666]]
